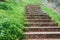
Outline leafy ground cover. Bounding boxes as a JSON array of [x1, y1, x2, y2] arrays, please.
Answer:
[[41, 4, 60, 27], [0, 0, 27, 40]]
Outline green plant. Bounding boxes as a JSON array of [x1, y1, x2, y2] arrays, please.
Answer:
[[0, 0, 27, 40], [41, 4, 60, 27]]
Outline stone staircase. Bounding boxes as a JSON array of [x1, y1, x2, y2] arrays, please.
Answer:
[[23, 5, 60, 40]]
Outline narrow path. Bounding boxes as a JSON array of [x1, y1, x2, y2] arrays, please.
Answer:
[[23, 5, 60, 40]]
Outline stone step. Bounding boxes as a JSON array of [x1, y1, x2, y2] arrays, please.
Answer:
[[24, 39, 60, 40], [27, 10, 43, 12], [27, 13, 47, 16], [24, 26, 59, 28], [25, 22, 58, 26], [26, 9, 46, 14], [26, 19, 53, 22], [25, 22, 56, 24], [24, 27, 60, 32], [27, 14, 48, 16], [25, 26, 58, 27], [24, 32, 60, 39], [27, 13, 49, 17], [27, 15, 51, 19], [27, 11, 46, 14], [24, 32, 60, 35], [26, 5, 40, 10], [27, 14, 49, 17], [27, 13, 47, 15], [26, 5, 44, 14], [26, 24, 58, 26]]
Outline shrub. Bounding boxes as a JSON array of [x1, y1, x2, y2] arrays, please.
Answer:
[[0, 0, 27, 40]]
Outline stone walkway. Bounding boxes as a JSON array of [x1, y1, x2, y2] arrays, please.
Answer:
[[23, 5, 60, 40]]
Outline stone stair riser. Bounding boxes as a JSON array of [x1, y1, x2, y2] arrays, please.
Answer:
[[25, 34, 60, 39], [27, 19, 52, 22], [24, 28, 60, 32], [23, 39, 60, 40], [27, 16, 51, 19], [26, 23, 58, 26]]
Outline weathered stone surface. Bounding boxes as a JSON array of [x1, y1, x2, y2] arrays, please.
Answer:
[[24, 38, 60, 40], [24, 27, 60, 32], [24, 5, 60, 40], [25, 34, 60, 39]]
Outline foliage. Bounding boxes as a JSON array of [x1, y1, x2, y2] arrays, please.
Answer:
[[41, 4, 60, 27], [0, 0, 27, 40]]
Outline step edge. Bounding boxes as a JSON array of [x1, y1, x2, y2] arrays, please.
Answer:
[[25, 19, 52, 20], [24, 38, 60, 40], [24, 22, 56, 24], [24, 32, 60, 34], [24, 27, 59, 28]]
